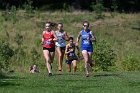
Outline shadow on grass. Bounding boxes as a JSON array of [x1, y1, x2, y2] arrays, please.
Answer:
[[0, 74, 26, 87], [53, 73, 81, 76], [132, 21, 140, 32], [0, 81, 20, 87], [94, 73, 120, 77], [132, 27, 140, 32], [53, 72, 121, 79], [128, 81, 140, 87]]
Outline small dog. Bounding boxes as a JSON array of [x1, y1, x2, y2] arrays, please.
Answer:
[[30, 65, 39, 73]]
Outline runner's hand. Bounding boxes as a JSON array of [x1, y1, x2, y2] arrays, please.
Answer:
[[75, 42, 78, 46], [48, 38, 53, 41]]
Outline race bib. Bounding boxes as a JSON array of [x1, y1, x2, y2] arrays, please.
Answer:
[[83, 40, 90, 45], [69, 52, 74, 57], [45, 41, 51, 45], [58, 38, 64, 44]]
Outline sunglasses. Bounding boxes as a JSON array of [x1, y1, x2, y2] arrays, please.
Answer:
[[69, 40, 73, 42], [83, 25, 89, 27], [58, 25, 63, 27], [46, 25, 50, 27]]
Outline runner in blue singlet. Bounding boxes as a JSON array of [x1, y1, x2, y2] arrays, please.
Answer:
[[76, 21, 96, 77], [81, 29, 93, 52]]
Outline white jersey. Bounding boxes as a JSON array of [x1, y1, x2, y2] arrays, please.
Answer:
[[55, 30, 66, 47]]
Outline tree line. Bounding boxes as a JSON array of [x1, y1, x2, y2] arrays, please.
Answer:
[[0, 0, 140, 12]]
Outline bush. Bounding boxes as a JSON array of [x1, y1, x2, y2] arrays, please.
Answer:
[[91, 1, 105, 19], [93, 40, 116, 71], [111, 0, 118, 12], [23, 1, 35, 17], [122, 55, 140, 71], [110, 0, 118, 17], [0, 41, 14, 71], [63, 3, 74, 12]]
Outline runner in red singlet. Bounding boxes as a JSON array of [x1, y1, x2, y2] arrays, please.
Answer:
[[42, 22, 58, 77]]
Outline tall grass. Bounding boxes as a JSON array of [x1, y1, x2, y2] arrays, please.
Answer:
[[0, 9, 140, 72]]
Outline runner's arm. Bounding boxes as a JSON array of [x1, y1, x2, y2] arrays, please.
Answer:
[[75, 44, 80, 56], [52, 31, 58, 42], [63, 32, 69, 41], [65, 45, 72, 55], [76, 31, 82, 46], [90, 31, 96, 42], [41, 31, 45, 44]]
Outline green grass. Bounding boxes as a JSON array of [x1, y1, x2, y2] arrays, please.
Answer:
[[0, 71, 140, 93], [0, 10, 140, 71], [0, 9, 140, 93]]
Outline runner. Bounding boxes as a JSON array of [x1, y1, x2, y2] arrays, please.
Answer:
[[65, 37, 80, 73], [76, 21, 96, 77], [55, 23, 69, 74], [42, 22, 58, 77]]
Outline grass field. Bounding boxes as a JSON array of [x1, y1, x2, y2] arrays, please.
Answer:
[[0, 71, 140, 93], [0, 10, 140, 93]]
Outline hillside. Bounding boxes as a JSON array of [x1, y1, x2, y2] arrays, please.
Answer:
[[0, 10, 140, 72]]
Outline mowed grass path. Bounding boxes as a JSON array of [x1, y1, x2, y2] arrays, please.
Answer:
[[0, 71, 140, 93]]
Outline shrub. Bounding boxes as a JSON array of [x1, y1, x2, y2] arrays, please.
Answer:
[[122, 55, 140, 71], [10, 6, 17, 24], [77, 40, 116, 72], [23, 0, 35, 17], [110, 0, 118, 17], [0, 41, 14, 71], [91, 1, 105, 19], [63, 3, 74, 12], [111, 0, 118, 12], [93, 40, 116, 71]]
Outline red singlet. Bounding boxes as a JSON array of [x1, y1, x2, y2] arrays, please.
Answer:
[[43, 31, 55, 48]]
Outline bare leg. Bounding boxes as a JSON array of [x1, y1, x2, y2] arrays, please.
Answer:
[[82, 50, 90, 76], [56, 47, 65, 73], [50, 51, 55, 62], [88, 52, 93, 67], [72, 60, 77, 73], [43, 50, 52, 74], [67, 64, 71, 72], [50, 51, 55, 69]]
